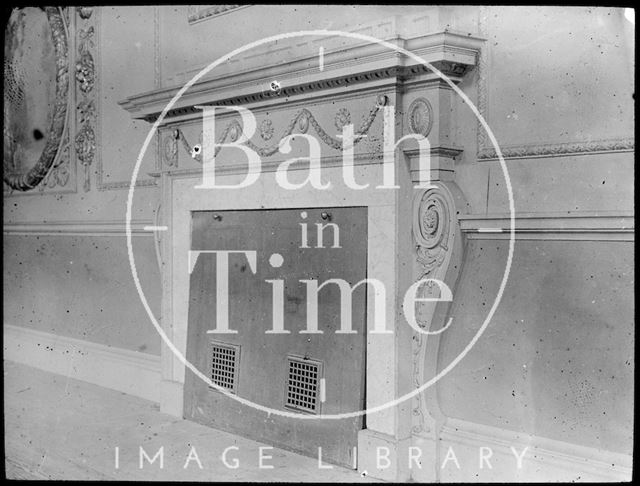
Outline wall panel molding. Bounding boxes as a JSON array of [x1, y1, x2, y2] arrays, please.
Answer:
[[3, 324, 161, 403], [477, 138, 634, 161], [475, 7, 634, 161], [439, 417, 632, 482], [459, 211, 634, 241], [95, 7, 157, 191]]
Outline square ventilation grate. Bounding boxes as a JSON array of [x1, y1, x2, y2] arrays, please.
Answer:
[[285, 356, 323, 414], [209, 341, 240, 394]]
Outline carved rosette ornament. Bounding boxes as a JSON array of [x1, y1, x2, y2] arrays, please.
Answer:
[[162, 131, 178, 167], [259, 119, 274, 141], [407, 97, 433, 137], [410, 183, 458, 436]]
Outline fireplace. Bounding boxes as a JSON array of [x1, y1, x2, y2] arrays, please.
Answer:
[[120, 28, 481, 480]]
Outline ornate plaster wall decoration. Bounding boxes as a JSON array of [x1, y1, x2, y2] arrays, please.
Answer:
[[478, 138, 635, 160], [75, 31, 95, 93], [76, 7, 93, 20], [3, 7, 70, 192], [407, 98, 433, 138], [187, 5, 247, 24], [297, 112, 309, 134], [173, 96, 387, 164], [162, 130, 179, 167], [74, 7, 97, 192], [40, 141, 71, 191], [228, 121, 240, 142], [75, 123, 96, 187]]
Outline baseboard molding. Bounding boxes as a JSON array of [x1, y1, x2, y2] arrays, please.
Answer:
[[438, 417, 632, 482], [3, 324, 161, 403]]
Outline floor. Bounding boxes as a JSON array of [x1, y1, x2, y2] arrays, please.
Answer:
[[3, 361, 380, 481]]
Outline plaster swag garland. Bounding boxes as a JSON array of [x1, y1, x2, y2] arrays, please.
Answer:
[[171, 95, 388, 163]]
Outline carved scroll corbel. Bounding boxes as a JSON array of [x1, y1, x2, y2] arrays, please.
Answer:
[[410, 182, 466, 437]]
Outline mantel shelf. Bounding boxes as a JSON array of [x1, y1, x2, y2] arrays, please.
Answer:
[[119, 31, 484, 123]]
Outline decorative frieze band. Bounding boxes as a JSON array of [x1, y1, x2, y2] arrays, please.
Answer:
[[477, 138, 634, 161], [169, 95, 387, 164], [187, 5, 248, 24], [135, 63, 467, 124]]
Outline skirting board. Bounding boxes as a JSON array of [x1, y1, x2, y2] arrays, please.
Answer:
[[3, 324, 161, 403], [437, 417, 632, 482]]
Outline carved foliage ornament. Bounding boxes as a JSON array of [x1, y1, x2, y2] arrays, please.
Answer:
[[75, 8, 96, 191], [259, 118, 274, 141], [334, 107, 351, 131], [3, 7, 69, 191], [75, 39, 95, 93]]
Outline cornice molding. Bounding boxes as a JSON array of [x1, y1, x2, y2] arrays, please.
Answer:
[[119, 31, 483, 123], [187, 5, 249, 24]]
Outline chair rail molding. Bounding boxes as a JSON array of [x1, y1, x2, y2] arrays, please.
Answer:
[[3, 219, 154, 236], [459, 211, 634, 241]]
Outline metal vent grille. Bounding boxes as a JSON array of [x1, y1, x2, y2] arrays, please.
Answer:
[[285, 356, 322, 414], [209, 342, 240, 394]]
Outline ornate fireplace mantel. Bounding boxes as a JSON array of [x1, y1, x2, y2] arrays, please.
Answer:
[[120, 29, 481, 481]]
